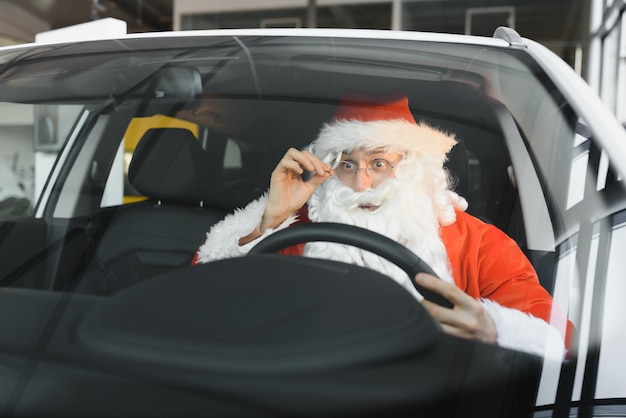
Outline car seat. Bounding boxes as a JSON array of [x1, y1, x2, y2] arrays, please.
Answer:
[[444, 137, 470, 201], [73, 128, 225, 295]]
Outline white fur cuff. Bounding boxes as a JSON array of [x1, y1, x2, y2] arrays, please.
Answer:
[[481, 299, 565, 361], [195, 193, 298, 263]]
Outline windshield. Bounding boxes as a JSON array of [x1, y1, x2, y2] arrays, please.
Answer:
[[2, 32, 624, 417], [0, 35, 570, 223]]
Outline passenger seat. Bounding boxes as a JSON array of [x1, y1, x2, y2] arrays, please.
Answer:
[[74, 128, 225, 295]]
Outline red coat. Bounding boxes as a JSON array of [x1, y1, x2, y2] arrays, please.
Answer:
[[192, 205, 573, 349], [279, 207, 573, 347]]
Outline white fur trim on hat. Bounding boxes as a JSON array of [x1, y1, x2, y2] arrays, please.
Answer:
[[308, 119, 457, 166]]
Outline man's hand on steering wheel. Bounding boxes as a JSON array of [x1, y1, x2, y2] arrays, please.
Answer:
[[415, 273, 497, 345]]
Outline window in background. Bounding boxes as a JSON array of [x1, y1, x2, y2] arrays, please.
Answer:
[[181, 4, 391, 30]]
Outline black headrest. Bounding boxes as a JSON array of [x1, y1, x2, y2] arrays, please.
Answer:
[[129, 128, 210, 205]]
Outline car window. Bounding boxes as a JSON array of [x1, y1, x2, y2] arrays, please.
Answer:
[[597, 209, 626, 399], [519, 80, 626, 409], [0, 103, 35, 220], [549, 124, 626, 406], [224, 138, 242, 169]]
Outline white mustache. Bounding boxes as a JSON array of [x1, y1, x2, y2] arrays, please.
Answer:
[[330, 178, 397, 209]]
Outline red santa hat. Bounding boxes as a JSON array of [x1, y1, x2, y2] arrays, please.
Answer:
[[309, 90, 457, 166]]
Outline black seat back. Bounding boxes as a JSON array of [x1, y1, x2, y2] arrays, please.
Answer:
[[128, 128, 212, 205], [444, 137, 470, 200], [74, 128, 225, 295]]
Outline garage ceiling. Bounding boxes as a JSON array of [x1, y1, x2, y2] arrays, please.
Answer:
[[0, 0, 586, 46], [2, 0, 173, 34]]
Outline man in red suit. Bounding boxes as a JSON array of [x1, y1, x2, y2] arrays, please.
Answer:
[[194, 90, 571, 360]]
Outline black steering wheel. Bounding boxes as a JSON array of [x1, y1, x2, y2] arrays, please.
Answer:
[[248, 222, 454, 309]]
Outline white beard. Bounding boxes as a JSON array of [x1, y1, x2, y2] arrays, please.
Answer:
[[305, 176, 455, 300]]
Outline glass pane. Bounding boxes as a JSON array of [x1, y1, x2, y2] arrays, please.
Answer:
[[596, 213, 626, 399], [0, 103, 83, 219], [182, 4, 392, 30], [0, 103, 34, 219], [601, 24, 620, 112], [618, 13, 626, 126]]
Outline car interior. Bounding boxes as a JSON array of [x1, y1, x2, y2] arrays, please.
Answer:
[[0, 36, 571, 417], [0, 49, 542, 296], [57, 84, 525, 298], [70, 127, 226, 295]]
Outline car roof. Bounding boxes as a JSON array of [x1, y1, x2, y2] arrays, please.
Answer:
[[4, 27, 513, 50]]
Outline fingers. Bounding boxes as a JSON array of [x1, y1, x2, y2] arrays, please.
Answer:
[[422, 297, 480, 340], [434, 321, 481, 341], [416, 273, 497, 344], [415, 272, 463, 328], [265, 148, 333, 227], [279, 148, 333, 178], [415, 273, 472, 307]]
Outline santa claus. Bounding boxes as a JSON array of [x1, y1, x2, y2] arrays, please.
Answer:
[[193, 90, 571, 360]]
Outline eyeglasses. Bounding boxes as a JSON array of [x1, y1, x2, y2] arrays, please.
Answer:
[[335, 158, 397, 182]]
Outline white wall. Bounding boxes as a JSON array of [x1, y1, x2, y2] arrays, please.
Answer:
[[0, 2, 49, 44]]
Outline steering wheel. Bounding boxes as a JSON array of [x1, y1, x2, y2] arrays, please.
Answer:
[[248, 222, 454, 308]]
